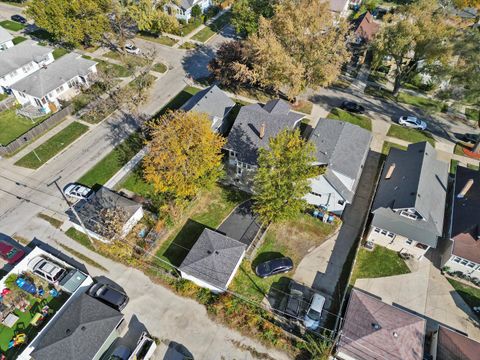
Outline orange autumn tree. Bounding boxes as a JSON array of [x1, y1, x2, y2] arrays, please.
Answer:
[[143, 110, 226, 201]]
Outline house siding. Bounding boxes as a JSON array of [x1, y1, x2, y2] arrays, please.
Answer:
[[305, 175, 347, 214], [170, 0, 212, 22], [0, 39, 14, 51], [366, 226, 430, 259], [444, 255, 480, 278]]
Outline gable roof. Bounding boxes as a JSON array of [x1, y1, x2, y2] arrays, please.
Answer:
[[177, 0, 201, 10], [337, 289, 426, 360], [31, 294, 123, 360], [371, 142, 448, 247], [436, 326, 480, 360], [11, 52, 97, 98], [0, 27, 13, 45], [225, 99, 304, 165], [309, 119, 372, 202], [352, 11, 380, 42], [450, 166, 480, 263], [179, 228, 246, 290], [0, 40, 53, 77]]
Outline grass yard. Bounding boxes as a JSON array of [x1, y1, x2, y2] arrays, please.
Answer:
[[468, 163, 479, 170], [0, 93, 7, 101], [65, 227, 95, 251], [191, 12, 231, 43], [152, 63, 167, 73], [387, 124, 435, 146], [0, 108, 50, 145], [350, 246, 411, 285], [0, 20, 24, 31], [447, 278, 480, 309], [179, 17, 204, 36], [364, 85, 396, 102], [15, 122, 89, 169], [465, 107, 479, 122], [454, 142, 472, 156], [12, 35, 26, 45], [82, 55, 132, 78], [52, 47, 69, 59], [179, 42, 197, 50], [119, 167, 153, 197], [291, 100, 313, 116], [154, 85, 201, 117], [136, 32, 177, 46], [397, 92, 443, 113], [450, 159, 459, 175], [327, 107, 372, 131]]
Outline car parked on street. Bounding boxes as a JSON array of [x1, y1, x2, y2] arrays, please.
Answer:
[[255, 257, 293, 278], [28, 256, 67, 284], [340, 101, 365, 114], [63, 183, 93, 200], [398, 116, 427, 130], [304, 293, 326, 330], [88, 283, 129, 311], [125, 44, 140, 55], [0, 240, 25, 264], [11, 15, 27, 24], [457, 133, 478, 145]]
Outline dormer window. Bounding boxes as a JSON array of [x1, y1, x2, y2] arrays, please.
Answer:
[[400, 210, 418, 220]]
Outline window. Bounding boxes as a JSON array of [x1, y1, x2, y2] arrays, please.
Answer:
[[374, 228, 380, 233], [453, 257, 461, 263], [387, 233, 395, 239], [57, 85, 64, 93], [230, 151, 236, 158], [406, 239, 413, 245], [400, 210, 418, 220], [338, 199, 345, 205], [461, 259, 468, 266], [468, 262, 476, 268], [310, 192, 322, 197]]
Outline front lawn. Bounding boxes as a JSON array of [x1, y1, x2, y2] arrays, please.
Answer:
[[179, 42, 197, 50], [387, 124, 435, 146], [381, 141, 407, 155], [397, 92, 443, 113], [454, 142, 472, 156], [152, 63, 167, 73], [12, 35, 26, 45], [136, 32, 177, 46], [82, 56, 132, 78], [179, 17, 203, 36], [350, 246, 411, 285], [52, 47, 69, 59], [291, 100, 313, 116], [191, 13, 231, 43], [0, 20, 24, 31], [327, 107, 372, 131], [0, 108, 50, 146], [448, 278, 480, 309], [15, 122, 89, 169], [154, 85, 201, 117]]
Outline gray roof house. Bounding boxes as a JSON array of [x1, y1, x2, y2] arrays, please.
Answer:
[[305, 119, 372, 214], [180, 85, 235, 134], [179, 228, 246, 293], [0, 27, 13, 51], [166, 0, 213, 23], [30, 294, 124, 360]]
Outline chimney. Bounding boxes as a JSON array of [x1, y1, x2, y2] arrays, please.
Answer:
[[385, 163, 396, 179], [259, 123, 266, 139], [457, 179, 474, 198]]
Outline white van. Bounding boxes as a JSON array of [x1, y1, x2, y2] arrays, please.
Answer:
[[304, 293, 326, 330]]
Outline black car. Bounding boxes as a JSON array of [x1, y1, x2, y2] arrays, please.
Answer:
[[88, 283, 129, 311], [11, 15, 27, 24], [340, 101, 365, 114], [255, 257, 293, 278], [458, 133, 479, 145]]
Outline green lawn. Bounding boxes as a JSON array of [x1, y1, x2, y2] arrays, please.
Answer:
[[387, 124, 435, 146], [191, 13, 231, 42], [15, 122, 89, 169], [327, 107, 372, 131], [454, 142, 472, 156], [103, 51, 147, 67], [152, 63, 167, 73], [397, 92, 443, 113], [82, 55, 132, 78], [465, 107, 479, 122], [119, 167, 152, 196], [65, 227, 95, 251], [364, 85, 396, 102], [136, 32, 177, 46], [12, 35, 26, 45], [448, 278, 480, 309], [0, 93, 7, 101], [381, 141, 407, 155], [52, 47, 69, 59], [450, 159, 459, 175], [179, 42, 197, 50], [468, 163, 479, 170], [154, 85, 201, 117], [0, 107, 50, 145], [350, 246, 411, 285], [291, 100, 313, 115], [179, 17, 204, 36], [0, 20, 24, 31]]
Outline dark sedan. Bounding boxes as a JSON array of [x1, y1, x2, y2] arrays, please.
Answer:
[[0, 240, 25, 264], [11, 15, 27, 24], [340, 101, 365, 114], [88, 283, 129, 311], [255, 257, 293, 278]]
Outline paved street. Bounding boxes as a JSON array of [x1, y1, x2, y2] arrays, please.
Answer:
[[0, 2, 23, 21]]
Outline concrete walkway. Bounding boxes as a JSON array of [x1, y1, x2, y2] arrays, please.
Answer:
[[105, 147, 147, 189]]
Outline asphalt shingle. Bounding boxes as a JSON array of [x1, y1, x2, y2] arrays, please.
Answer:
[[0, 40, 53, 77]]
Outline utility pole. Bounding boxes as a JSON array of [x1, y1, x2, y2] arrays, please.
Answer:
[[47, 176, 95, 247]]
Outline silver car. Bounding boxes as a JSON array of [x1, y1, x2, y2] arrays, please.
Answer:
[[28, 256, 66, 284], [398, 116, 427, 130], [63, 183, 93, 200]]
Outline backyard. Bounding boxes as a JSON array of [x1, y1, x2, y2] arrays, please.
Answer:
[[0, 108, 50, 146], [327, 108, 372, 131], [387, 124, 436, 146]]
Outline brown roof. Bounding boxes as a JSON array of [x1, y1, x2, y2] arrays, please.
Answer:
[[336, 289, 426, 360], [352, 12, 380, 42], [437, 326, 480, 360]]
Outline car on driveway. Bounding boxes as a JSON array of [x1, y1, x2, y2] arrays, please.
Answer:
[[284, 281, 304, 318], [28, 256, 67, 284], [398, 116, 427, 130], [458, 133, 478, 145], [11, 15, 27, 24], [0, 240, 24, 264], [63, 183, 93, 200], [340, 101, 365, 114], [88, 283, 129, 311], [304, 293, 325, 330], [255, 257, 293, 278], [125, 44, 140, 55]]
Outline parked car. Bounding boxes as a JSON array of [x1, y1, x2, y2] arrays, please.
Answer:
[[255, 257, 293, 278], [458, 133, 478, 145], [304, 293, 326, 330], [285, 282, 304, 318], [125, 44, 140, 55], [28, 256, 67, 284], [340, 101, 365, 114], [108, 345, 131, 360], [398, 116, 427, 130], [11, 15, 27, 24], [63, 183, 93, 200], [88, 283, 129, 311], [0, 240, 25, 264]]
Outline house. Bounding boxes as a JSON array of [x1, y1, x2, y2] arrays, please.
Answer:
[[180, 85, 235, 134], [70, 186, 144, 242], [351, 11, 379, 44], [224, 99, 304, 190], [29, 294, 124, 360], [0, 40, 54, 94], [0, 27, 14, 51], [305, 119, 371, 214], [329, 0, 351, 17], [11, 52, 97, 114], [366, 142, 448, 259], [431, 325, 480, 360], [442, 166, 480, 277], [335, 289, 426, 360], [167, 0, 212, 23], [179, 228, 246, 293]]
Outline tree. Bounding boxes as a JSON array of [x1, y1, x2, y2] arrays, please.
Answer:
[[452, 0, 480, 8], [248, 0, 350, 100], [143, 111, 226, 200], [127, 0, 179, 35], [372, 0, 453, 95], [191, 4, 202, 19], [27, 0, 112, 47], [298, 334, 333, 360], [253, 129, 322, 224], [96, 207, 129, 241], [231, 0, 275, 36]]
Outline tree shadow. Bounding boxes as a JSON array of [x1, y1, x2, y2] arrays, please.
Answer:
[[181, 44, 216, 80]]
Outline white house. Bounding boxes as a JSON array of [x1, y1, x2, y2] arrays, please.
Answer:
[[0, 27, 14, 51], [10, 52, 97, 114], [0, 40, 54, 94], [167, 0, 212, 23], [305, 119, 372, 215]]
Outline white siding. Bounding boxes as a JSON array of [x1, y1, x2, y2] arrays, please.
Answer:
[[0, 52, 54, 91], [305, 175, 347, 214], [366, 226, 430, 259], [0, 39, 14, 51], [444, 256, 480, 278]]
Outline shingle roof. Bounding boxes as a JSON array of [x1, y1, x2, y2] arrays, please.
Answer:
[[179, 229, 246, 290], [352, 11, 380, 42], [0, 27, 13, 45], [0, 40, 53, 77], [329, 0, 349, 13], [31, 294, 123, 360], [225, 99, 304, 165], [371, 142, 448, 247], [436, 325, 480, 360], [450, 166, 480, 263], [178, 0, 199, 10], [337, 289, 426, 360], [11, 52, 96, 98]]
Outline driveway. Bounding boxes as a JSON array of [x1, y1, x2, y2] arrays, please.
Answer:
[[217, 200, 261, 247]]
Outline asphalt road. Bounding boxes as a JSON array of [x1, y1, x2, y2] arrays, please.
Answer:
[[0, 2, 23, 21]]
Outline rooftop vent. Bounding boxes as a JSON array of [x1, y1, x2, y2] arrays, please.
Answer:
[[457, 179, 474, 199], [259, 123, 266, 139], [215, 250, 219, 255], [207, 250, 212, 254], [385, 163, 396, 179], [371, 323, 381, 330], [66, 329, 71, 335], [393, 331, 399, 338]]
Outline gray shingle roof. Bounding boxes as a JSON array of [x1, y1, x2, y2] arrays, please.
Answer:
[[179, 229, 246, 290], [0, 40, 53, 77], [0, 27, 13, 45], [371, 142, 448, 248], [225, 99, 304, 165], [11, 52, 96, 98], [31, 294, 123, 360]]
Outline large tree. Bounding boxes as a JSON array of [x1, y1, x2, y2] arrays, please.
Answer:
[[127, 0, 179, 35], [253, 129, 321, 224], [27, 0, 112, 47], [231, 0, 275, 36], [143, 111, 226, 200]]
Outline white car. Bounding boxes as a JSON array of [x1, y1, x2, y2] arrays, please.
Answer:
[[28, 256, 66, 284], [63, 183, 93, 200], [125, 44, 140, 55], [398, 116, 427, 130]]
